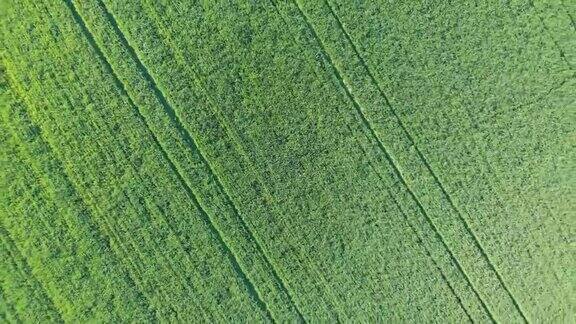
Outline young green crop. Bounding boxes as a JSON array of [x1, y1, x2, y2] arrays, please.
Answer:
[[1, 0, 573, 322]]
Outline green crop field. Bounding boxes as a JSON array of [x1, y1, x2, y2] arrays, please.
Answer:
[[0, 0, 574, 322]]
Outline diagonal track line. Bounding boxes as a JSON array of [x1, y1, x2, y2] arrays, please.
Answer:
[[349, 127, 475, 323], [323, 1, 529, 321], [399, 0, 571, 308], [290, 0, 514, 322], [269, 1, 476, 319], [62, 1, 239, 320], [34, 28, 206, 321], [557, 0, 576, 32], [270, 0, 475, 319], [564, 0, 576, 32], [43, 0, 226, 315], [66, 0, 278, 320]]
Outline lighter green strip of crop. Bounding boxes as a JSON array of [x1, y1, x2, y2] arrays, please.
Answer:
[[0, 222, 65, 322], [43, 1, 236, 322], [9, 55, 169, 321], [0, 217, 60, 320], [5, 116, 159, 322], [45, 2, 217, 320], [1, 99, 77, 319], [0, 225, 63, 323], [23, 2, 201, 318], [1, 105, 104, 321], [1, 18, 171, 319], [0, 285, 17, 323], [1, 60, 162, 320], [0, 254, 18, 324], [22, 3, 207, 318], [1, 77, 158, 322]]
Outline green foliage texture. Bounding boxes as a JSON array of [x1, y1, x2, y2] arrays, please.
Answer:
[[0, 0, 574, 322]]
